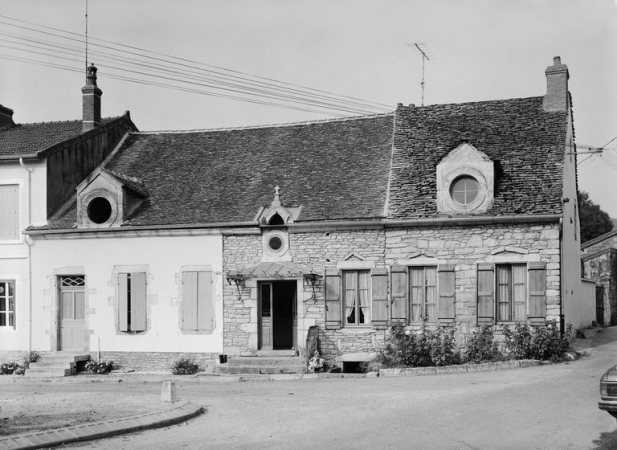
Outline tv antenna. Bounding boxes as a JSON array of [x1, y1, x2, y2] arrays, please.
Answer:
[[85, 0, 89, 73], [408, 42, 433, 106]]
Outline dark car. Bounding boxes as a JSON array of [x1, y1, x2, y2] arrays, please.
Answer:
[[599, 365, 617, 418]]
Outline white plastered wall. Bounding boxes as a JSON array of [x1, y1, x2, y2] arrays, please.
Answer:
[[29, 233, 224, 354]]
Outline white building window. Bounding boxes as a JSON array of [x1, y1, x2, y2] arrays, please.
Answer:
[[0, 184, 19, 241]]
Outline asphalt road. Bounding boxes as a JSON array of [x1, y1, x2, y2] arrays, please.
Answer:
[[12, 329, 617, 450]]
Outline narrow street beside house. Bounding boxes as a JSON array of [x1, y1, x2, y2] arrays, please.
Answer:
[[0, 327, 615, 450]]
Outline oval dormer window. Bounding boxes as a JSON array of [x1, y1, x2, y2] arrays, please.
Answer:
[[87, 197, 113, 224], [450, 176, 479, 205]]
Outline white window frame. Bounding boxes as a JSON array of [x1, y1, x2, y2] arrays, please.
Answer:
[[0, 280, 15, 329]]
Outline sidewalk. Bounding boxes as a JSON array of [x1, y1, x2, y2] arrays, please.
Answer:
[[0, 402, 203, 450]]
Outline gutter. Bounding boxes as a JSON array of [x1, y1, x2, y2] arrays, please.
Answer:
[[24, 214, 563, 237], [19, 158, 34, 353]]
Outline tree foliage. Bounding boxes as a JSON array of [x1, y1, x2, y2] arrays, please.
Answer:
[[578, 191, 613, 243]]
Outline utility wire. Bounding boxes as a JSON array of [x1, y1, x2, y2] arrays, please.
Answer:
[[0, 14, 392, 115]]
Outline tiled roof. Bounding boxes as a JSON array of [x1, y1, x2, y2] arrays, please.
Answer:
[[0, 117, 119, 158], [103, 115, 395, 225], [389, 97, 567, 218]]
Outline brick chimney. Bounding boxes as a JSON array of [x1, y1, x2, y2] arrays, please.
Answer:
[[0, 104, 14, 128], [543, 56, 569, 112], [82, 64, 103, 132]]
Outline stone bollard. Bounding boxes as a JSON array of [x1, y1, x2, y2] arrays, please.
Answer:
[[161, 380, 177, 403]]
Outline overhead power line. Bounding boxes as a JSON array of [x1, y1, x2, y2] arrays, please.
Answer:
[[0, 14, 392, 117]]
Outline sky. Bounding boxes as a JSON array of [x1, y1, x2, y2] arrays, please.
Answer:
[[1, 0, 616, 216]]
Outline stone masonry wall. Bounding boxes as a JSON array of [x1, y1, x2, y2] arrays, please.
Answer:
[[223, 222, 561, 364], [386, 223, 562, 344], [94, 351, 218, 372], [583, 249, 617, 326]]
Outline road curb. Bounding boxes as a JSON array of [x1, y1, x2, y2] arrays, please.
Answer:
[[0, 401, 204, 450], [379, 360, 542, 377]]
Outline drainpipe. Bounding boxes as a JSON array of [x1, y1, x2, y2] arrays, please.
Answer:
[[19, 158, 34, 352]]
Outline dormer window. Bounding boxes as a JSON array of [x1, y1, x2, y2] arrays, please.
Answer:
[[268, 213, 285, 226], [450, 176, 479, 205], [76, 168, 148, 228], [436, 143, 494, 214], [87, 197, 113, 224]]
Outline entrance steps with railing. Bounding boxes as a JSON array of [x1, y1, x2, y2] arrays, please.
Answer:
[[25, 352, 90, 378], [214, 351, 306, 375]]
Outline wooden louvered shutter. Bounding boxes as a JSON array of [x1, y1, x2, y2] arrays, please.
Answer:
[[438, 265, 456, 322], [131, 272, 147, 331], [528, 262, 547, 323], [198, 271, 214, 332], [477, 264, 495, 325], [391, 266, 408, 323], [371, 268, 388, 329], [325, 269, 341, 330], [118, 273, 129, 331], [182, 272, 199, 331]]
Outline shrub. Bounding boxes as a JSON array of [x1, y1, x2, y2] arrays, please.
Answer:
[[85, 360, 114, 374], [0, 362, 22, 375], [171, 358, 200, 375], [375, 322, 460, 368], [23, 351, 40, 369], [503, 321, 572, 362], [465, 325, 503, 363]]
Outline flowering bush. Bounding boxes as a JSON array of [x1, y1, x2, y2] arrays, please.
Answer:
[[503, 321, 572, 362], [307, 350, 325, 373], [85, 360, 114, 374], [464, 325, 503, 363]]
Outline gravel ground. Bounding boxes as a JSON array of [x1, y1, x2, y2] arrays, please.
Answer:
[[0, 378, 175, 436]]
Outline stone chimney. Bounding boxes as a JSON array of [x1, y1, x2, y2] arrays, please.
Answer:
[[543, 56, 569, 112], [82, 64, 103, 132], [0, 104, 14, 128]]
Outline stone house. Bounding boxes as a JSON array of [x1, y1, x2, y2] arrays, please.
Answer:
[[19, 57, 582, 370], [582, 231, 617, 327], [0, 65, 136, 362]]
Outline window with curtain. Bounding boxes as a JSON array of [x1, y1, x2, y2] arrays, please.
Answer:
[[496, 264, 526, 322], [343, 270, 370, 326], [409, 267, 437, 322]]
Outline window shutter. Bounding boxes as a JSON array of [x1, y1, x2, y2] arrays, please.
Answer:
[[182, 272, 199, 331], [0, 184, 19, 241], [438, 265, 455, 322], [528, 262, 547, 323], [198, 271, 214, 332], [477, 264, 495, 324], [391, 266, 407, 322], [325, 269, 341, 330], [118, 273, 129, 331], [371, 268, 388, 329], [131, 272, 147, 331]]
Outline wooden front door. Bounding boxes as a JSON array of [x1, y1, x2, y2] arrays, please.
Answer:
[[59, 276, 86, 351], [258, 281, 297, 350]]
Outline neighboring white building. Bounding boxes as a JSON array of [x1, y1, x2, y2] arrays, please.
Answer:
[[0, 66, 136, 361]]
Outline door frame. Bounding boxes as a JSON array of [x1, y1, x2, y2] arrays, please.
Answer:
[[257, 279, 298, 350], [56, 275, 88, 352]]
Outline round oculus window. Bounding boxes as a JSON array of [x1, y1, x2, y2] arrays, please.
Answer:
[[87, 197, 113, 224], [268, 236, 283, 251], [450, 176, 479, 205]]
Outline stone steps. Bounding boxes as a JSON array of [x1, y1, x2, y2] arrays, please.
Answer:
[[214, 355, 306, 375], [25, 352, 90, 378]]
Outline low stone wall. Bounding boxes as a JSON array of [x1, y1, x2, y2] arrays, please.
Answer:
[[92, 352, 219, 372], [379, 360, 541, 377]]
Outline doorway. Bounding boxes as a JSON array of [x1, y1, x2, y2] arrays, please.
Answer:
[[258, 281, 297, 350], [58, 276, 87, 351]]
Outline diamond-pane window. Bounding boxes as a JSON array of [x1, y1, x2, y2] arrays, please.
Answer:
[[61, 276, 85, 287]]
